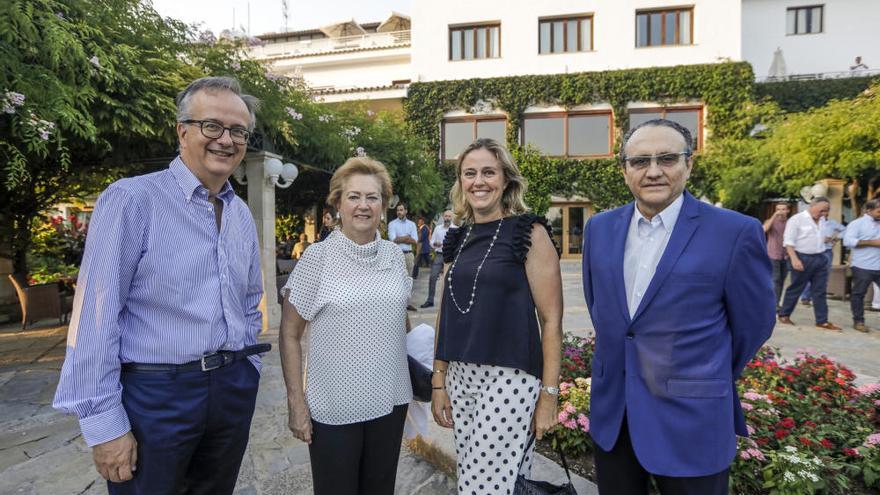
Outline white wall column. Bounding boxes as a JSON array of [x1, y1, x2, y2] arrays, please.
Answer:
[[244, 151, 282, 330]]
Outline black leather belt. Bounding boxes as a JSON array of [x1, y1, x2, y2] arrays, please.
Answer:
[[121, 343, 272, 373]]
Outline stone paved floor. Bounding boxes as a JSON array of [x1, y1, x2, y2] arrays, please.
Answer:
[[2, 259, 879, 494]]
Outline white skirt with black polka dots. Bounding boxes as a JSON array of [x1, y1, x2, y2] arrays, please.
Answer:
[[446, 361, 541, 495]]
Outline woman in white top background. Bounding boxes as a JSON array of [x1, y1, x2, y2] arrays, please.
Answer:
[[279, 157, 413, 494]]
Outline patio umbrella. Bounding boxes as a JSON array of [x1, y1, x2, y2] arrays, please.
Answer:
[[319, 19, 366, 38], [768, 47, 787, 79], [377, 12, 411, 33]]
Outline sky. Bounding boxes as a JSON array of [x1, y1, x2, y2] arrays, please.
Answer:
[[149, 0, 412, 36]]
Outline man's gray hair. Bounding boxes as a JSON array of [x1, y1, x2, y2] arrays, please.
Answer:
[[176, 76, 259, 131], [811, 196, 830, 205], [620, 118, 694, 163]]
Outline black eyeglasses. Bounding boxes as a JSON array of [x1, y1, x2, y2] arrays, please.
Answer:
[[181, 120, 251, 145], [623, 151, 690, 170]]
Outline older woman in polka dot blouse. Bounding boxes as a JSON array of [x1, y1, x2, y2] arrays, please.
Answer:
[[279, 157, 412, 495]]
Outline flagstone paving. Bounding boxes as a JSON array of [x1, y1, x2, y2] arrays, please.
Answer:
[[1, 260, 878, 494]]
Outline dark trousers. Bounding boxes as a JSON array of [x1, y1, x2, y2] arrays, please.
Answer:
[[800, 249, 833, 302], [309, 403, 408, 495], [779, 252, 830, 324], [770, 258, 787, 307], [851, 267, 880, 323], [425, 253, 444, 304], [413, 251, 432, 278], [108, 359, 260, 495], [594, 417, 729, 495]]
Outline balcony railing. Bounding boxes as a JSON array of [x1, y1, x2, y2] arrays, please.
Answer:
[[757, 68, 880, 83], [253, 30, 411, 59]]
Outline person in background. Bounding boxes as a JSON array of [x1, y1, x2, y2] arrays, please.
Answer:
[[778, 197, 842, 330], [291, 232, 311, 260], [763, 202, 790, 309], [413, 216, 432, 278], [53, 76, 268, 494], [317, 209, 335, 242], [279, 157, 412, 495], [431, 138, 562, 495], [387, 203, 418, 311], [799, 212, 845, 307], [842, 199, 880, 332], [420, 210, 455, 309]]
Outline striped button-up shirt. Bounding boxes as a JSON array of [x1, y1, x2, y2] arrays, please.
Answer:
[[53, 157, 263, 447]]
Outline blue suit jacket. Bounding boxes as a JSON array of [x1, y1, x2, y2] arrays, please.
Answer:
[[581, 191, 775, 477]]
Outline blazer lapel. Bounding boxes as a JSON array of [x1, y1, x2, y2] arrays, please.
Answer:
[[611, 203, 633, 323], [631, 192, 700, 323]]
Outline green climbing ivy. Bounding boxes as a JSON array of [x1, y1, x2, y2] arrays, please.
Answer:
[[756, 75, 880, 113], [404, 62, 756, 211]]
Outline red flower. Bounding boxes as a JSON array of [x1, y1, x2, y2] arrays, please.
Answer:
[[774, 429, 789, 439], [779, 417, 795, 429], [843, 447, 860, 457], [799, 437, 812, 446], [803, 421, 817, 428], [756, 437, 770, 446], [820, 438, 834, 449]]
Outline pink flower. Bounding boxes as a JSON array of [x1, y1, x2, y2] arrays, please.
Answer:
[[747, 448, 766, 461], [558, 411, 569, 423], [739, 450, 751, 460], [564, 419, 577, 430], [856, 383, 880, 395], [864, 433, 880, 448], [747, 425, 755, 435], [741, 403, 754, 411], [565, 404, 576, 414], [560, 382, 572, 392]]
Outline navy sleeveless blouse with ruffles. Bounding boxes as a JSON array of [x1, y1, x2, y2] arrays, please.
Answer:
[[436, 213, 557, 379]]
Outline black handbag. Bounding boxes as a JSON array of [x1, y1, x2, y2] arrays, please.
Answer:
[[513, 435, 578, 495], [408, 355, 433, 402]]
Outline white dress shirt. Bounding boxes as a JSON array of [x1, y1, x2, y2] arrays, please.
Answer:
[[623, 194, 684, 318], [430, 223, 455, 253], [387, 218, 418, 253], [783, 210, 826, 254]]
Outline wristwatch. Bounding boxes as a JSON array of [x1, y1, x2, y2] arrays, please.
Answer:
[[541, 385, 560, 396]]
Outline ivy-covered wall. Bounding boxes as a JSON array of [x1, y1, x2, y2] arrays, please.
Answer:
[[404, 62, 755, 211], [756, 75, 880, 113]]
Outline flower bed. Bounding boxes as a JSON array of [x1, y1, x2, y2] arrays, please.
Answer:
[[544, 335, 880, 494]]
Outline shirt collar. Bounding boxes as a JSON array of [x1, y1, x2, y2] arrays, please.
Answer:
[[632, 193, 684, 234], [169, 156, 235, 203]]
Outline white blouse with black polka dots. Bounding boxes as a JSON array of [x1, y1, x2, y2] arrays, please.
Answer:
[[282, 229, 413, 425]]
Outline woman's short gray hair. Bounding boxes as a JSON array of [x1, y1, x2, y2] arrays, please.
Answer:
[[176, 77, 260, 131]]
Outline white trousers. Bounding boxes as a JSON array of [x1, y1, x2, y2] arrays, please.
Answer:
[[446, 361, 541, 495]]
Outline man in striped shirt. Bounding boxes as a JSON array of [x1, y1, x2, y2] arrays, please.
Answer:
[[54, 77, 269, 494]]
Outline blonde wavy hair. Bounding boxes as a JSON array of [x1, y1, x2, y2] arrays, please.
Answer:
[[450, 138, 529, 224], [326, 157, 394, 217]]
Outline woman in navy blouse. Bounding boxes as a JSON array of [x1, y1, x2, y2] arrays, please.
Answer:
[[430, 138, 563, 494]]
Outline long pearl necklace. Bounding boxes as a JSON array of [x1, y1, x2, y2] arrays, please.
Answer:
[[447, 217, 504, 314]]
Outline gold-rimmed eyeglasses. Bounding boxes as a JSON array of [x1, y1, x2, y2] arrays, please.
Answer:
[[623, 151, 690, 170]]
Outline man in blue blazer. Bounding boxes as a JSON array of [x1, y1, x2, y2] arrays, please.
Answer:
[[582, 119, 775, 494]]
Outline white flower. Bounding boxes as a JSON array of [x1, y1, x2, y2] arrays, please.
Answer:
[[783, 471, 796, 482], [89, 56, 101, 68], [784, 445, 798, 453], [285, 107, 303, 120], [355, 146, 366, 157]]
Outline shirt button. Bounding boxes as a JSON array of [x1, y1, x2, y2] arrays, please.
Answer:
[[626, 333, 634, 340]]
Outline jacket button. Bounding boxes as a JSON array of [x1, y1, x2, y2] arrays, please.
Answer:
[[626, 332, 634, 339]]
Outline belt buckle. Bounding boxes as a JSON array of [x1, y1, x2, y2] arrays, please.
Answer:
[[200, 352, 224, 372]]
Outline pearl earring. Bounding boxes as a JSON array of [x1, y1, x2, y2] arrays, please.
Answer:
[[335, 212, 341, 220]]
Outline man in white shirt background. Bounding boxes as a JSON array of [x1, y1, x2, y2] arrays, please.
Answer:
[[842, 199, 880, 332], [387, 203, 418, 310], [420, 209, 455, 308], [778, 197, 842, 330]]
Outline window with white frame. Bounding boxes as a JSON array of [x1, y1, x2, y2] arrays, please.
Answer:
[[636, 7, 693, 47], [449, 24, 501, 61], [786, 5, 823, 35], [627, 107, 702, 150], [539, 16, 593, 54], [442, 117, 507, 160], [522, 112, 612, 158]]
